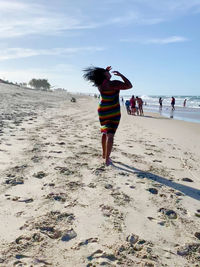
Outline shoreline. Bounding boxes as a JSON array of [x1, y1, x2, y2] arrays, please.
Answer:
[[122, 95, 200, 124], [127, 104, 200, 124]]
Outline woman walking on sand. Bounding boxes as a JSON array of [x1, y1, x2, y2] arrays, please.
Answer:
[[83, 66, 132, 166]]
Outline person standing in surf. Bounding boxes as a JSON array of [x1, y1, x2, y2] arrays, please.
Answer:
[[83, 66, 132, 166], [159, 97, 163, 110], [171, 96, 175, 110]]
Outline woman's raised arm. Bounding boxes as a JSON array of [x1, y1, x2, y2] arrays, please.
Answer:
[[110, 71, 132, 90]]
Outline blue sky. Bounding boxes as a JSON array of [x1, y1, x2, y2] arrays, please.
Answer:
[[0, 0, 200, 95]]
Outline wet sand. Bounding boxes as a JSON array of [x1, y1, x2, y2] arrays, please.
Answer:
[[0, 83, 200, 266], [143, 105, 200, 124]]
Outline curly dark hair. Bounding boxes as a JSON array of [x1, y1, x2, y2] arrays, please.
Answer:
[[83, 66, 107, 87]]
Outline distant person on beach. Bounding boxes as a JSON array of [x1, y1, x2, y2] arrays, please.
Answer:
[[159, 97, 163, 109], [125, 99, 131, 114], [183, 99, 187, 107], [136, 96, 144, 116], [130, 95, 136, 115], [83, 66, 132, 166], [121, 97, 124, 105], [171, 97, 175, 110], [71, 97, 76, 102], [135, 98, 139, 115]]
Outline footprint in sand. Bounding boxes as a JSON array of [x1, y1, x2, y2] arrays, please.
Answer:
[[182, 177, 193, 182], [54, 166, 74, 175], [46, 192, 66, 202], [153, 159, 162, 163], [100, 204, 124, 232], [177, 243, 200, 260], [110, 190, 131, 206], [61, 229, 77, 242], [49, 150, 62, 154], [158, 208, 177, 220], [104, 184, 113, 189], [31, 155, 43, 163], [66, 181, 85, 191], [88, 183, 96, 188], [33, 171, 47, 179], [39, 226, 62, 239], [147, 216, 166, 226], [56, 141, 65, 145], [145, 152, 154, 156], [147, 188, 158, 194], [87, 249, 117, 264], [10, 197, 34, 203], [76, 237, 98, 248], [5, 177, 24, 186], [195, 210, 200, 218]]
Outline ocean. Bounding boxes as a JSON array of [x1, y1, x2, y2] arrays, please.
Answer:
[[122, 95, 200, 124]]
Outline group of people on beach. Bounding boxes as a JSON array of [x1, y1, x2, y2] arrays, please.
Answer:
[[124, 96, 144, 116], [159, 97, 187, 111]]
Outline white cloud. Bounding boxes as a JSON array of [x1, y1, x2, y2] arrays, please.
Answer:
[[128, 0, 200, 13], [121, 36, 188, 44], [158, 0, 200, 13], [0, 0, 199, 39], [0, 47, 105, 61], [1, 0, 196, 40], [101, 0, 200, 26], [108, 11, 164, 26], [0, 0, 27, 11], [146, 36, 188, 44], [0, 0, 99, 39]]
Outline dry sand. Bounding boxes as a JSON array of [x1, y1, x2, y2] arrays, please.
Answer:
[[0, 83, 200, 267]]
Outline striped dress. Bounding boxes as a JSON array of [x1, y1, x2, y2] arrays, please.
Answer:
[[98, 89, 121, 134]]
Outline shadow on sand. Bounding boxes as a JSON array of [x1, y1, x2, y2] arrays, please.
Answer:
[[142, 115, 169, 120], [112, 161, 200, 201]]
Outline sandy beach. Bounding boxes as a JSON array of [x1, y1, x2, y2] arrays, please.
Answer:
[[0, 83, 200, 267]]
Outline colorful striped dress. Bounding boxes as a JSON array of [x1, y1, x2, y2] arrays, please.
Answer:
[[98, 89, 121, 134]]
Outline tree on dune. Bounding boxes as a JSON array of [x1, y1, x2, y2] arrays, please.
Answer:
[[29, 78, 51, 91]]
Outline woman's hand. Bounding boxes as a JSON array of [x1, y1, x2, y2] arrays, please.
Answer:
[[106, 66, 112, 71], [112, 71, 122, 77]]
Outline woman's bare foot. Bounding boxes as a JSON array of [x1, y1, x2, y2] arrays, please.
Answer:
[[105, 158, 112, 166]]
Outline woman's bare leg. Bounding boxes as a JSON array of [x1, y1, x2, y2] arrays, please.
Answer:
[[105, 133, 114, 165], [102, 133, 106, 159]]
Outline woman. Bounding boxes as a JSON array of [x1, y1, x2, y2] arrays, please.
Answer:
[[130, 95, 136, 115], [83, 66, 132, 166]]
